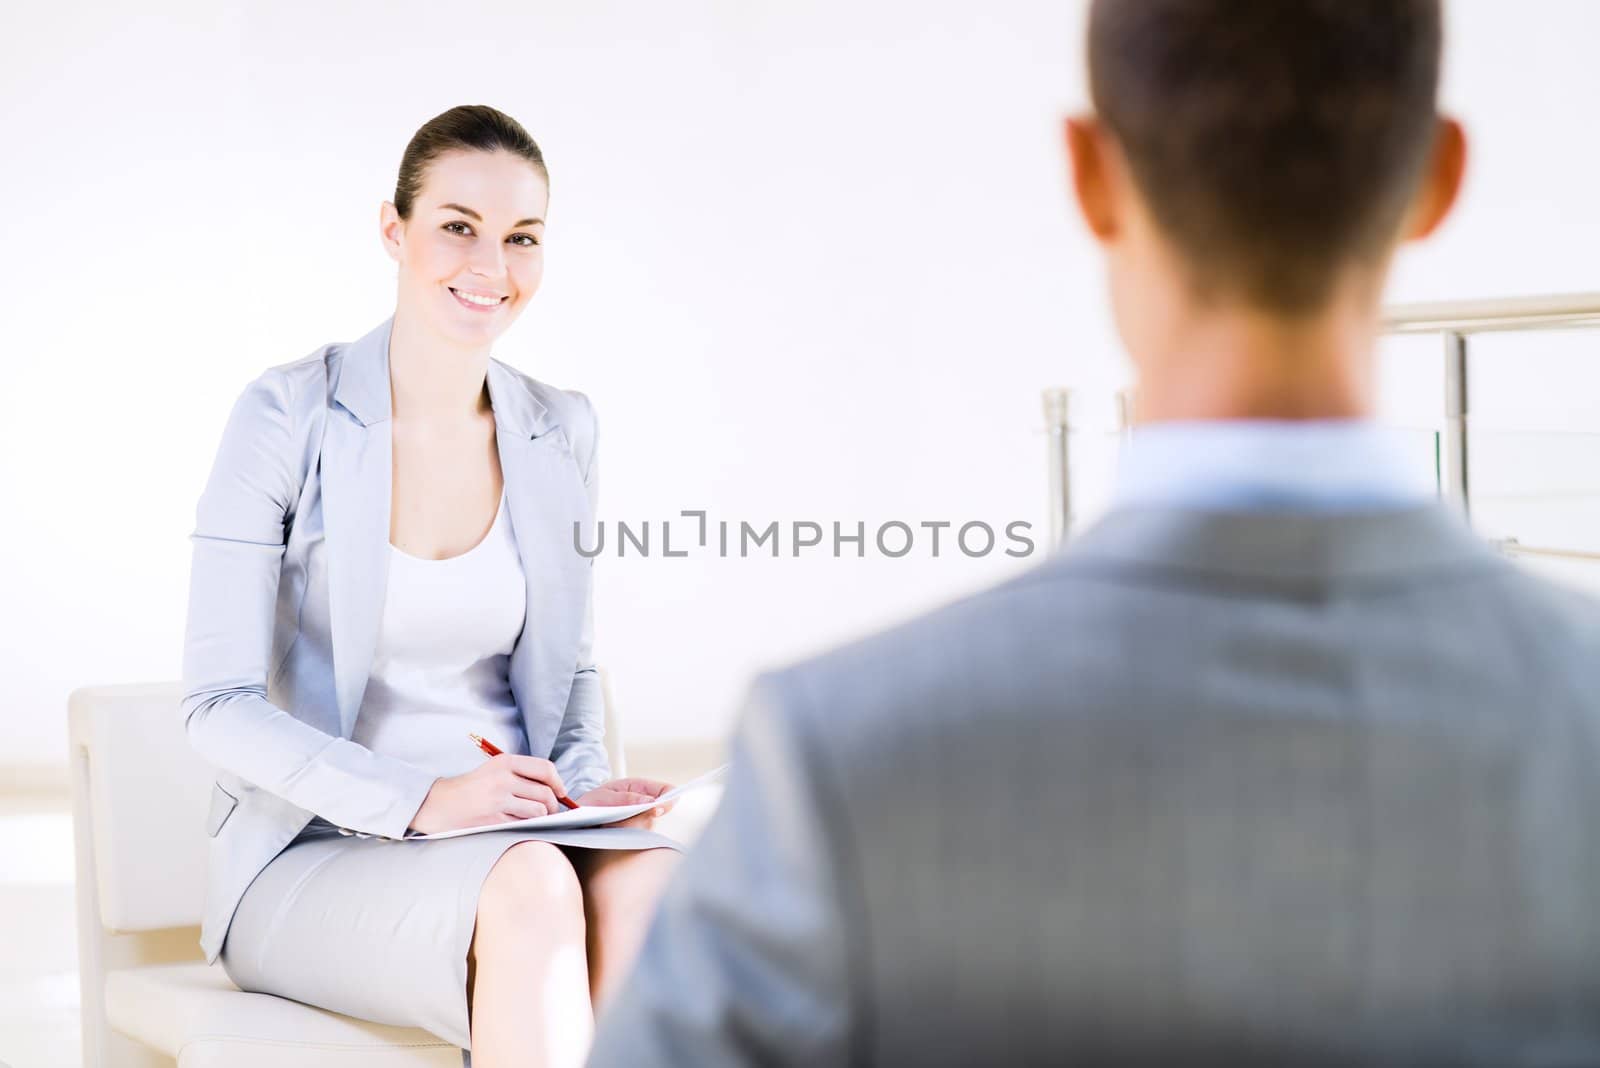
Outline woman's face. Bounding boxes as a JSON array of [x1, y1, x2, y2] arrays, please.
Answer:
[[381, 149, 549, 347]]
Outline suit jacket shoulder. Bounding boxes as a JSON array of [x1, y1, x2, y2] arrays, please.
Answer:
[[264, 340, 339, 415], [761, 506, 1600, 780], [756, 553, 1086, 760]]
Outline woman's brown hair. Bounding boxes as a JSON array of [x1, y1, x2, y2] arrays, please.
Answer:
[[393, 104, 548, 220]]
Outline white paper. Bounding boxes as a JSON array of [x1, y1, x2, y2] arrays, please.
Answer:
[[399, 764, 729, 841]]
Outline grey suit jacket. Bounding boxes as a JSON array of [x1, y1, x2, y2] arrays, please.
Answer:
[[592, 505, 1600, 1066], [181, 315, 607, 966]]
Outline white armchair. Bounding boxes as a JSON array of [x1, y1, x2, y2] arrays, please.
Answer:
[[67, 674, 714, 1067]]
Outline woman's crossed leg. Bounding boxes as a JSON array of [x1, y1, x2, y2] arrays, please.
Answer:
[[467, 842, 679, 1068]]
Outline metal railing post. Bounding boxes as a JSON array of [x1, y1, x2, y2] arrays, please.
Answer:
[[1442, 331, 1470, 517], [1043, 388, 1072, 547]]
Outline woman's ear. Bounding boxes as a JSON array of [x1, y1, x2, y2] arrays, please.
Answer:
[[1064, 114, 1120, 243], [378, 201, 404, 264], [1403, 117, 1467, 242]]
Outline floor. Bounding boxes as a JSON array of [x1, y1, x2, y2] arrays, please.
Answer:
[[0, 793, 81, 1068]]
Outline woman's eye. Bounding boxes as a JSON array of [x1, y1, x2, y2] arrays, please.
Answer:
[[444, 221, 471, 235], [510, 233, 540, 248]]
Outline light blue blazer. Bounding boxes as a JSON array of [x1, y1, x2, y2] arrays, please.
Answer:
[[180, 315, 608, 965]]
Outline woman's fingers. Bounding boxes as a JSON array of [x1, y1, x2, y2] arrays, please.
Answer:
[[609, 811, 658, 830], [611, 777, 672, 798], [506, 782, 558, 817], [505, 754, 567, 796], [593, 789, 668, 808], [503, 800, 552, 820]]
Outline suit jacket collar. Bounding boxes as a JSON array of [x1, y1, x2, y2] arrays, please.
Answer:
[[323, 313, 586, 743], [1058, 504, 1506, 590], [332, 314, 555, 439]]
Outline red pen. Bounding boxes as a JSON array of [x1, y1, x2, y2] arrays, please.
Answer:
[[468, 732, 580, 809]]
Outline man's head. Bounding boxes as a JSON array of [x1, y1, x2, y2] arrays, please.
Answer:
[[1068, 0, 1465, 401]]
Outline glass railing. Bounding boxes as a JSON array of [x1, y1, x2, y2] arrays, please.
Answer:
[[1465, 427, 1600, 593], [1044, 293, 1600, 592]]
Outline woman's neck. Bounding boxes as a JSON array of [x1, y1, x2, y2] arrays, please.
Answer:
[[386, 306, 494, 423]]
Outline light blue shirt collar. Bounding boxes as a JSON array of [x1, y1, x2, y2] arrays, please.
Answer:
[[1112, 419, 1437, 513]]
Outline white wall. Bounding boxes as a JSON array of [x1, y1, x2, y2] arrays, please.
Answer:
[[3, 0, 1599, 778]]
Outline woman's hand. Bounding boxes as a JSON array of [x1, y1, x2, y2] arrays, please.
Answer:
[[408, 754, 573, 835], [576, 777, 676, 828]]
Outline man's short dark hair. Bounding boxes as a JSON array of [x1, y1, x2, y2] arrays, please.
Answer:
[[1088, 0, 1443, 313]]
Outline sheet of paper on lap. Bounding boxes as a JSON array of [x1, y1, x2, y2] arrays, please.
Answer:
[[399, 764, 729, 841]]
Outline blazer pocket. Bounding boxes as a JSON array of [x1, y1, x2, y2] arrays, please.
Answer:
[[206, 782, 239, 837]]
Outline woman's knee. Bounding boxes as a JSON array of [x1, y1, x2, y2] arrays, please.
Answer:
[[583, 848, 680, 924], [476, 841, 584, 931]]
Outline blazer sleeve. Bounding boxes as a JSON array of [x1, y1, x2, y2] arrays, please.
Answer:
[[547, 389, 610, 798], [589, 678, 855, 1066], [179, 368, 439, 839]]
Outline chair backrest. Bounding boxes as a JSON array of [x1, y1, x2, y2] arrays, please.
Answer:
[[69, 682, 216, 1068], [69, 683, 214, 934], [599, 666, 627, 778], [69, 675, 628, 932]]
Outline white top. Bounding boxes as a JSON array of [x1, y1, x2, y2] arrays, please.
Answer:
[[349, 489, 530, 779]]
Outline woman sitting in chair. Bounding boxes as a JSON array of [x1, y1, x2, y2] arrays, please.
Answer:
[[181, 103, 680, 1068]]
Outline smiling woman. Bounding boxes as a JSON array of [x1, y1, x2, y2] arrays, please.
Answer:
[[181, 104, 681, 1068], [385, 113, 549, 341]]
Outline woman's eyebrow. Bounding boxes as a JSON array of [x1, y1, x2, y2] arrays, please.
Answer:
[[438, 202, 544, 227]]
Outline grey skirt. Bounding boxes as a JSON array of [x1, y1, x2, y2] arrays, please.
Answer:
[[218, 817, 679, 1057]]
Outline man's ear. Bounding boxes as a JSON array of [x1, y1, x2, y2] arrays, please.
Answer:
[[1403, 117, 1467, 242], [1064, 114, 1119, 242]]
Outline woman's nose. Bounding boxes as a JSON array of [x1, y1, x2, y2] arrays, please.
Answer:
[[468, 241, 506, 278]]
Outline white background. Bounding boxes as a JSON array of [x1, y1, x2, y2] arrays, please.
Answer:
[[3, 0, 1598, 779]]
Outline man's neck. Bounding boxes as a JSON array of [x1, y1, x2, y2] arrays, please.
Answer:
[[386, 305, 494, 424], [1129, 284, 1381, 425]]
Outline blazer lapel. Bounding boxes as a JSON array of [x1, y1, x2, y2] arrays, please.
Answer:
[[322, 318, 395, 740], [320, 320, 590, 750], [488, 362, 593, 757]]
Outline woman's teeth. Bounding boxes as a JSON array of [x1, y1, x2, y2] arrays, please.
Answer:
[[451, 288, 504, 308]]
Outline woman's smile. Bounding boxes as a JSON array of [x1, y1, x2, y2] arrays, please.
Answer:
[[447, 285, 510, 312]]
